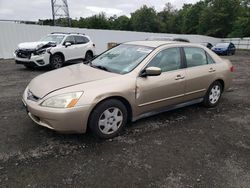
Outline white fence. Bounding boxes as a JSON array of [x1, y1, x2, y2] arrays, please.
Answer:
[[221, 38, 250, 49], [0, 22, 223, 59]]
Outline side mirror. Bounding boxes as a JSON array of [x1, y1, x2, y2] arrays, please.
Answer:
[[64, 42, 72, 47], [141, 67, 162, 77]]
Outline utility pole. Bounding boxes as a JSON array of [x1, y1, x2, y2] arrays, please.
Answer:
[[51, 0, 71, 27]]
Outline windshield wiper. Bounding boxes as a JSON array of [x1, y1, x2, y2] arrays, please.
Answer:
[[90, 64, 110, 72]]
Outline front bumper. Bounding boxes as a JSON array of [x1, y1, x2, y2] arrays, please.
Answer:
[[14, 52, 50, 67], [22, 93, 91, 134]]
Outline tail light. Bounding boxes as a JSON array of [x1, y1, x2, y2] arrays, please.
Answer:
[[230, 66, 234, 72]]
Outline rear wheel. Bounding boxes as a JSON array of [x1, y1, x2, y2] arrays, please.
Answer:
[[50, 54, 64, 69], [203, 81, 222, 107], [85, 51, 93, 62], [88, 99, 127, 139]]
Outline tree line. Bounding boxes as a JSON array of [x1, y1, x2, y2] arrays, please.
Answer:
[[40, 0, 250, 38]]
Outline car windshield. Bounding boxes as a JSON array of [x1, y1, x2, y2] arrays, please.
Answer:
[[91, 44, 154, 74], [215, 43, 229, 48], [39, 35, 65, 44]]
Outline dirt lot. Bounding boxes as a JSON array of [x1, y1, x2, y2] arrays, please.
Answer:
[[0, 51, 250, 188]]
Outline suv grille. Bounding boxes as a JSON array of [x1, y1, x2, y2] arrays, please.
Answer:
[[16, 50, 32, 59]]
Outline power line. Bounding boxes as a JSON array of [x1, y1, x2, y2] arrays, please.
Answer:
[[51, 0, 71, 26]]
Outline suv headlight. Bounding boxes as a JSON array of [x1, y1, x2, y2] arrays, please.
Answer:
[[41, 92, 83, 108], [34, 49, 46, 55]]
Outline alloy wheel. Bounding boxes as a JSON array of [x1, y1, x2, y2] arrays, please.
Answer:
[[209, 85, 221, 104], [98, 107, 123, 135]]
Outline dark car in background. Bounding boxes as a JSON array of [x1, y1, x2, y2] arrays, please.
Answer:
[[200, 42, 213, 49], [212, 42, 236, 55]]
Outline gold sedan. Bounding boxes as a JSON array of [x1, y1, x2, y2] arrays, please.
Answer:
[[22, 41, 233, 138]]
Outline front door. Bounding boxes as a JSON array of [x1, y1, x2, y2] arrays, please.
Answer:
[[62, 35, 78, 60], [136, 47, 186, 114]]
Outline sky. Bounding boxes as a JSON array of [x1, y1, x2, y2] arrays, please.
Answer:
[[0, 0, 199, 21]]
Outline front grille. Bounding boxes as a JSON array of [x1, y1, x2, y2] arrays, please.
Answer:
[[16, 49, 33, 59]]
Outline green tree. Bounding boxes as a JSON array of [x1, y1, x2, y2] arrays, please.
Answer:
[[84, 13, 111, 29], [229, 0, 250, 37], [199, 0, 241, 37], [130, 5, 160, 32], [157, 3, 178, 33], [112, 15, 131, 30], [181, 2, 206, 34]]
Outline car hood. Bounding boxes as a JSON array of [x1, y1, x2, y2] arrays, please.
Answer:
[[18, 41, 56, 50], [28, 64, 119, 98]]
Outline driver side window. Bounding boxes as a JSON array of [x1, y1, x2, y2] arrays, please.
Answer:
[[64, 36, 75, 45], [147, 48, 181, 72]]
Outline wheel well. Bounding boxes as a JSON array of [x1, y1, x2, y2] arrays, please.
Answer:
[[86, 50, 93, 57], [50, 52, 65, 63], [87, 96, 133, 128], [215, 79, 225, 91]]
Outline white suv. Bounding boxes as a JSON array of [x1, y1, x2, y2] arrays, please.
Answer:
[[14, 32, 96, 69]]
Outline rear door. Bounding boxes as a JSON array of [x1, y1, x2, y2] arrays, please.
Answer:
[[183, 47, 217, 101], [136, 47, 186, 114], [74, 35, 90, 59]]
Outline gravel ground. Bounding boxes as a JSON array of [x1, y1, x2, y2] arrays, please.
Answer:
[[0, 51, 250, 188]]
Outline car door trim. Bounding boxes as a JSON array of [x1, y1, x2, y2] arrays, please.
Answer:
[[185, 89, 206, 96], [138, 93, 185, 107], [138, 88, 206, 107], [134, 98, 204, 121]]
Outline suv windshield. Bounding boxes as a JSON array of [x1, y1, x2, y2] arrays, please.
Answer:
[[91, 44, 153, 74], [39, 35, 65, 44]]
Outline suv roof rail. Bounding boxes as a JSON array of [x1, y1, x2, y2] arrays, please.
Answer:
[[50, 32, 85, 35], [69, 32, 85, 35]]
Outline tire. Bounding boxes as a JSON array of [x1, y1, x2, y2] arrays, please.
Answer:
[[203, 81, 223, 107], [50, 54, 64, 69], [88, 99, 128, 139], [85, 51, 93, 62]]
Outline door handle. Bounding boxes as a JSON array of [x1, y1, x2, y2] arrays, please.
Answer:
[[175, 75, 185, 80], [209, 68, 216, 72]]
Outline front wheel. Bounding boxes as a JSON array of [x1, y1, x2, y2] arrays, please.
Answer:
[[203, 81, 222, 107], [50, 54, 64, 69], [88, 99, 127, 139]]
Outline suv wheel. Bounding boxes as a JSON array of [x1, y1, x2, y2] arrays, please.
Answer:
[[50, 54, 64, 69], [88, 99, 127, 139], [203, 81, 222, 107], [85, 51, 93, 62]]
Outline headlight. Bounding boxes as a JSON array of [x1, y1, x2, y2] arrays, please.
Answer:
[[34, 49, 46, 55], [41, 92, 83, 108]]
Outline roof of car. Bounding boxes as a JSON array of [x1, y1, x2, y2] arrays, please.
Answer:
[[124, 40, 181, 48], [50, 32, 85, 36]]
